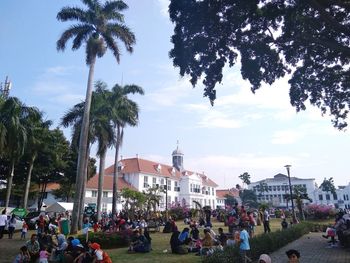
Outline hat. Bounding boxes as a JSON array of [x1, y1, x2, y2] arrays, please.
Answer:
[[90, 243, 100, 250], [71, 239, 80, 247], [259, 254, 271, 263]]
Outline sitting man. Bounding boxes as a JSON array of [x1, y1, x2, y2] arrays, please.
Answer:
[[26, 234, 40, 263], [128, 229, 150, 253]]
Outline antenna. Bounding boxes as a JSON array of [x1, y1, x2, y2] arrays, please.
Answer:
[[0, 76, 12, 99]]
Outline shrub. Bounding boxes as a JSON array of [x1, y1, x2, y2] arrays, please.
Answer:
[[203, 222, 318, 263], [304, 204, 336, 219], [77, 230, 133, 249], [168, 203, 190, 220]]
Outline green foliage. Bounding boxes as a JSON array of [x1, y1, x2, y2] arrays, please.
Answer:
[[224, 194, 237, 207], [203, 222, 321, 263], [169, 0, 350, 129], [320, 177, 336, 194], [239, 189, 258, 208], [77, 230, 132, 249], [239, 172, 251, 186]]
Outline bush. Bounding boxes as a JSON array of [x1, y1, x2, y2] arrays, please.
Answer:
[[304, 204, 336, 219], [203, 222, 319, 263], [77, 230, 133, 249]]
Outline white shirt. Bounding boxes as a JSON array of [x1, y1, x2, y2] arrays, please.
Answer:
[[0, 214, 7, 226]]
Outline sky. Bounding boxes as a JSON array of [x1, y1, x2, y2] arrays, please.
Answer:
[[1, 0, 349, 189]]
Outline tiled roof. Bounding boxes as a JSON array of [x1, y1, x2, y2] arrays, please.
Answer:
[[216, 188, 240, 199], [103, 157, 218, 187], [86, 174, 136, 191]]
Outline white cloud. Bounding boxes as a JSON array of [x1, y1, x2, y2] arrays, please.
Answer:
[[271, 130, 304, 145], [155, 0, 169, 17]]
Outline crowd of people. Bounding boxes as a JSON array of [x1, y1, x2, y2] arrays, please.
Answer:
[[2, 204, 350, 263]]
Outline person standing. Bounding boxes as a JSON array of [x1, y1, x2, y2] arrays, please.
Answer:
[[21, 221, 28, 240], [263, 209, 271, 233], [239, 223, 251, 263], [8, 214, 16, 239], [0, 209, 7, 239]]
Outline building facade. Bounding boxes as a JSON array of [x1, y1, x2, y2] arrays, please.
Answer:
[[313, 183, 350, 209], [248, 173, 315, 208], [85, 146, 218, 212]]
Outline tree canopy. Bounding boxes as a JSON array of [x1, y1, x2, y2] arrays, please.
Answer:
[[320, 177, 336, 194], [169, 0, 350, 129]]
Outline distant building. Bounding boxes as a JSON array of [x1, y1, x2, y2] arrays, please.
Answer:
[[216, 188, 240, 209], [248, 173, 315, 208], [313, 183, 350, 209], [85, 145, 219, 212]]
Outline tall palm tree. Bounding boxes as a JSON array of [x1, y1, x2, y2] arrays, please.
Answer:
[[57, 0, 135, 233], [109, 84, 144, 216], [23, 113, 52, 209], [0, 97, 40, 208], [61, 82, 114, 221]]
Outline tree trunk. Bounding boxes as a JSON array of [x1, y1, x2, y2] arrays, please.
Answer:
[[79, 147, 90, 230], [97, 150, 106, 221], [71, 56, 96, 234], [112, 125, 121, 217], [23, 154, 36, 209], [5, 160, 15, 209]]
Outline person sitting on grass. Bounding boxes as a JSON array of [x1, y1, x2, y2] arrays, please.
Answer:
[[217, 227, 227, 246], [128, 229, 150, 253], [226, 233, 236, 247], [90, 242, 112, 263], [286, 249, 300, 263], [199, 228, 213, 256], [170, 230, 188, 254], [13, 246, 31, 263], [190, 224, 199, 240], [281, 218, 288, 230], [178, 227, 191, 245]]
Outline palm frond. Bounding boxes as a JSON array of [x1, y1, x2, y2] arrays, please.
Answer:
[[102, 32, 120, 63], [57, 7, 89, 23], [107, 24, 135, 52], [103, 1, 127, 21], [82, 0, 100, 11], [57, 24, 94, 51], [72, 26, 94, 50], [122, 85, 145, 95], [60, 102, 85, 128]]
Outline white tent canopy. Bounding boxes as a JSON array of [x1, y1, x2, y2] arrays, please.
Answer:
[[46, 202, 74, 213]]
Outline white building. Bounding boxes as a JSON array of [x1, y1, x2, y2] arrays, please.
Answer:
[[85, 146, 218, 212], [248, 173, 315, 208], [313, 183, 350, 209]]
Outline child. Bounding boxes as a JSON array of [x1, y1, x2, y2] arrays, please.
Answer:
[[39, 247, 50, 263], [21, 221, 28, 240], [13, 246, 30, 263]]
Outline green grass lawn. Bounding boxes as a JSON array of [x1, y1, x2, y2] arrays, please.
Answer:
[[107, 219, 283, 263]]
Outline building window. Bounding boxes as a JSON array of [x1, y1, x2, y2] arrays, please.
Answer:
[[273, 186, 276, 191], [102, 203, 107, 213], [167, 179, 171, 191], [92, 191, 97, 197], [319, 194, 323, 200], [190, 183, 193, 192], [103, 191, 108, 198], [175, 196, 178, 203], [212, 187, 214, 195], [277, 186, 280, 191], [268, 186, 272, 191], [144, 176, 149, 188], [326, 194, 330, 200], [152, 177, 157, 188], [333, 193, 338, 200]]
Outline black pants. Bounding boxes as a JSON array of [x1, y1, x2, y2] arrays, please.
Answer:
[[263, 221, 271, 233], [0, 225, 5, 239]]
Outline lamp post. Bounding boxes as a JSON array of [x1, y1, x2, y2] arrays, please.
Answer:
[[165, 177, 169, 220], [285, 165, 297, 223], [283, 183, 289, 209]]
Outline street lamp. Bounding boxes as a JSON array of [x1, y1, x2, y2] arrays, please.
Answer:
[[283, 183, 289, 209], [165, 177, 169, 220], [285, 165, 298, 223]]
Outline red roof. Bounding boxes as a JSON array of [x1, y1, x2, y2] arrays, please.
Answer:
[[216, 188, 239, 199], [86, 174, 136, 191], [102, 157, 218, 187]]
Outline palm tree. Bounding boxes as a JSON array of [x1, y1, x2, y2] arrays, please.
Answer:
[[61, 82, 115, 221], [57, 0, 135, 233], [0, 97, 40, 208], [23, 113, 52, 209], [109, 84, 144, 216], [143, 186, 163, 216]]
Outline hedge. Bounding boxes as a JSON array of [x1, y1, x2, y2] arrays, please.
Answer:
[[76, 230, 133, 249], [203, 222, 327, 263]]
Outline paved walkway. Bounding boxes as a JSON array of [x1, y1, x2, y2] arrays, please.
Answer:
[[269, 232, 350, 263]]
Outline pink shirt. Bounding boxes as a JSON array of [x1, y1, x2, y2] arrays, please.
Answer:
[[40, 251, 49, 259]]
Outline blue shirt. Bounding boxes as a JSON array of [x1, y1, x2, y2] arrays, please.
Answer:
[[239, 229, 250, 250]]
